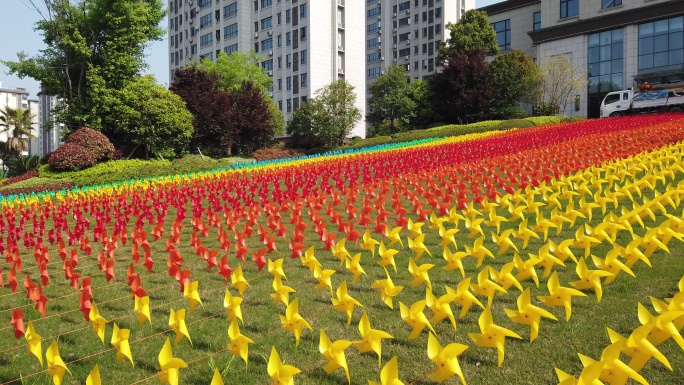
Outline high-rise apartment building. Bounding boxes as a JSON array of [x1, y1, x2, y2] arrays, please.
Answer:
[[168, 0, 366, 137], [34, 92, 65, 157], [364, 0, 473, 89]]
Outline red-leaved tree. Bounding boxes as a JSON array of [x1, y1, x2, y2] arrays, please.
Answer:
[[429, 47, 494, 124], [226, 81, 277, 155]]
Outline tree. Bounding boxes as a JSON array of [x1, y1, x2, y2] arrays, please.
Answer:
[[490, 50, 542, 115], [0, 107, 36, 155], [288, 81, 362, 148], [366, 65, 415, 136], [536, 53, 588, 115], [430, 47, 494, 124], [406, 80, 438, 129], [441, 10, 499, 58], [170, 67, 237, 156], [2, 0, 165, 132], [225, 81, 278, 155], [107, 76, 193, 159]]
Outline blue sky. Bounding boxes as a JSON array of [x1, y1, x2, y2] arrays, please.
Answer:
[[0, 0, 504, 98]]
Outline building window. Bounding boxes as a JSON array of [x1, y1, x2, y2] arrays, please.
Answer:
[[638, 16, 684, 71], [224, 2, 238, 18], [367, 52, 381, 63], [491, 19, 511, 51], [261, 38, 273, 51], [367, 37, 381, 48], [200, 32, 213, 48], [286, 32, 291, 46], [261, 16, 273, 30], [601, 0, 621, 9], [261, 0, 272, 8], [399, 17, 410, 27], [198, 0, 212, 9], [286, 54, 292, 68], [301, 73, 307, 88], [278, 34, 282, 46], [398, 32, 410, 42], [287, 99, 292, 113], [560, 0, 578, 19], [191, 44, 198, 54], [398, 1, 410, 11], [533, 12, 541, 31], [300, 49, 307, 64], [367, 7, 381, 19], [224, 23, 238, 39], [200, 52, 213, 61], [300, 3, 307, 18], [368, 67, 382, 78], [224, 43, 238, 55], [200, 14, 213, 29], [287, 76, 292, 90], [262, 59, 273, 71], [300, 27, 306, 41], [286, 9, 291, 23], [367, 22, 381, 33], [588, 28, 623, 94]]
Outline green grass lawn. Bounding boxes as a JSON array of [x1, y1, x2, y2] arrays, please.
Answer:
[[0, 145, 683, 385]]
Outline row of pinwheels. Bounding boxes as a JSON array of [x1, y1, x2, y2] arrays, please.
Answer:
[[2, 116, 684, 384]]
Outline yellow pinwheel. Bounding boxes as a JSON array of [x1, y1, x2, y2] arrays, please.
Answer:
[[332, 280, 364, 325], [491, 229, 519, 255], [227, 319, 254, 370], [429, 211, 448, 231], [399, 300, 435, 340], [427, 332, 468, 384], [111, 323, 134, 366], [426, 288, 457, 329], [554, 368, 579, 385], [378, 241, 400, 272], [384, 226, 404, 248], [504, 288, 557, 342], [353, 311, 393, 368], [183, 281, 203, 311], [345, 253, 367, 283], [408, 257, 434, 291], [591, 252, 635, 284], [468, 307, 522, 366], [513, 218, 540, 249], [368, 356, 404, 385], [134, 295, 152, 325], [46, 339, 71, 385], [607, 324, 672, 372], [302, 246, 321, 273], [86, 364, 101, 385], [25, 321, 43, 366], [210, 368, 224, 385], [158, 337, 187, 385], [513, 252, 541, 288], [267, 258, 287, 281], [446, 278, 484, 318], [231, 265, 250, 296], [89, 301, 108, 343], [319, 329, 353, 383], [637, 302, 684, 350], [442, 246, 467, 277], [408, 233, 432, 260], [470, 267, 507, 306], [360, 229, 380, 258], [224, 289, 243, 324], [577, 340, 648, 385], [464, 236, 494, 268], [332, 238, 352, 267], [485, 206, 508, 234], [313, 263, 335, 295], [437, 225, 458, 248], [538, 271, 586, 321], [490, 261, 523, 293], [569, 257, 613, 302], [407, 218, 424, 239], [268, 346, 300, 385], [271, 276, 296, 305], [280, 297, 313, 347], [169, 308, 191, 345], [372, 268, 404, 309]]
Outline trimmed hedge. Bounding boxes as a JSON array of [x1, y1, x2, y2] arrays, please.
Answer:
[[495, 119, 535, 130], [0, 170, 38, 187], [0, 182, 74, 197], [0, 177, 68, 191], [66, 127, 115, 161]]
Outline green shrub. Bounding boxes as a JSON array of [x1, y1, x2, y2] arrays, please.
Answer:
[[495, 119, 536, 130], [494, 106, 527, 119], [171, 155, 219, 174], [525, 116, 562, 126], [558, 116, 586, 123], [39, 159, 170, 179], [0, 177, 63, 191]]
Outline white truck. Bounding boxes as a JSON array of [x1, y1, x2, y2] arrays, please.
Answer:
[[600, 89, 684, 118]]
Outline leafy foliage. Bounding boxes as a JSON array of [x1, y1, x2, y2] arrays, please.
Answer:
[[196, 51, 273, 93], [251, 145, 305, 161], [490, 50, 541, 113], [0, 170, 38, 187], [288, 81, 362, 148], [6, 155, 42, 178], [0, 106, 36, 155], [406, 80, 437, 130], [366, 65, 416, 136], [536, 54, 588, 116], [2, 0, 165, 132], [223, 81, 278, 155], [442, 10, 499, 57], [65, 127, 115, 161], [107, 76, 194, 158], [48, 142, 98, 171], [430, 47, 494, 124]]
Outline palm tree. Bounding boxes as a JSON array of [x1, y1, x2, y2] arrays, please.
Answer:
[[0, 106, 36, 155]]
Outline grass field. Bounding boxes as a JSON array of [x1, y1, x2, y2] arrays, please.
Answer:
[[1, 117, 684, 385]]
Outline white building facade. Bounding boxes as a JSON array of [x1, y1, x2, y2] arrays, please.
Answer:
[[480, 0, 684, 118], [0, 81, 40, 157], [34, 92, 65, 157], [168, 0, 367, 137]]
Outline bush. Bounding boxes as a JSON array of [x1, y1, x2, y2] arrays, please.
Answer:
[[525, 116, 561, 126], [171, 155, 218, 174], [0, 182, 74, 197], [6, 155, 41, 178], [494, 106, 527, 119], [495, 119, 535, 130], [0, 177, 62, 191], [48, 143, 98, 171], [0, 170, 38, 187], [559, 116, 586, 123], [66, 127, 115, 161]]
